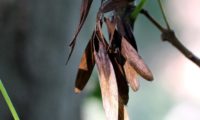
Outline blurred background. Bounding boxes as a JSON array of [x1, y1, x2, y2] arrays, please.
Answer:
[[0, 0, 200, 120]]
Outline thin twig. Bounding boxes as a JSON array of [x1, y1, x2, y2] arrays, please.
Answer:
[[140, 9, 164, 32], [157, 0, 170, 30], [162, 30, 200, 67], [140, 9, 200, 68]]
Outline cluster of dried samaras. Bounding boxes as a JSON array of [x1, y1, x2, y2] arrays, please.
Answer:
[[68, 0, 154, 120]]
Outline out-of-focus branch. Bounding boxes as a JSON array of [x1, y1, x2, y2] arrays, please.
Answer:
[[162, 30, 200, 67], [140, 9, 164, 32], [140, 10, 200, 68]]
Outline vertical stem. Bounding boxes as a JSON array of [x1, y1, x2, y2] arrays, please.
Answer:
[[0, 80, 20, 120], [157, 0, 170, 29]]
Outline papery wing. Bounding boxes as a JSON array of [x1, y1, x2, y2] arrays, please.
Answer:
[[94, 36, 119, 120], [101, 0, 130, 13], [67, 0, 93, 64], [123, 61, 140, 91], [118, 101, 130, 120], [121, 37, 153, 81], [105, 17, 140, 91], [109, 53, 129, 105], [116, 15, 138, 50], [74, 33, 96, 93]]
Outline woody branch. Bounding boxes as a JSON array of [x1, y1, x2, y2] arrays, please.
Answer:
[[140, 9, 200, 68]]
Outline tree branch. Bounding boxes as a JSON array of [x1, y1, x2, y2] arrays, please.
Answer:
[[140, 10, 200, 68], [140, 9, 164, 32], [162, 30, 200, 67]]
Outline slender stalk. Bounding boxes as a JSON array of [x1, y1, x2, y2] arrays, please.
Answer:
[[157, 0, 170, 30], [140, 9, 164, 32], [0, 80, 20, 120], [130, 0, 147, 21]]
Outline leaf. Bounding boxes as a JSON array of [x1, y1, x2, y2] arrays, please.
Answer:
[[121, 37, 153, 81], [94, 24, 119, 120], [74, 33, 96, 93], [130, 0, 147, 21], [101, 0, 130, 13], [89, 81, 102, 99], [67, 0, 93, 64]]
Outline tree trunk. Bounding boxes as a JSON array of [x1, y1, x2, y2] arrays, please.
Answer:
[[0, 0, 82, 120]]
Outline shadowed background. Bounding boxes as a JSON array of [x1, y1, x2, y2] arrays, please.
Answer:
[[0, 0, 200, 120]]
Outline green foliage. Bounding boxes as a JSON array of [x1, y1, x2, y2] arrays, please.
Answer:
[[0, 79, 20, 120], [89, 81, 102, 100], [130, 0, 148, 21]]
